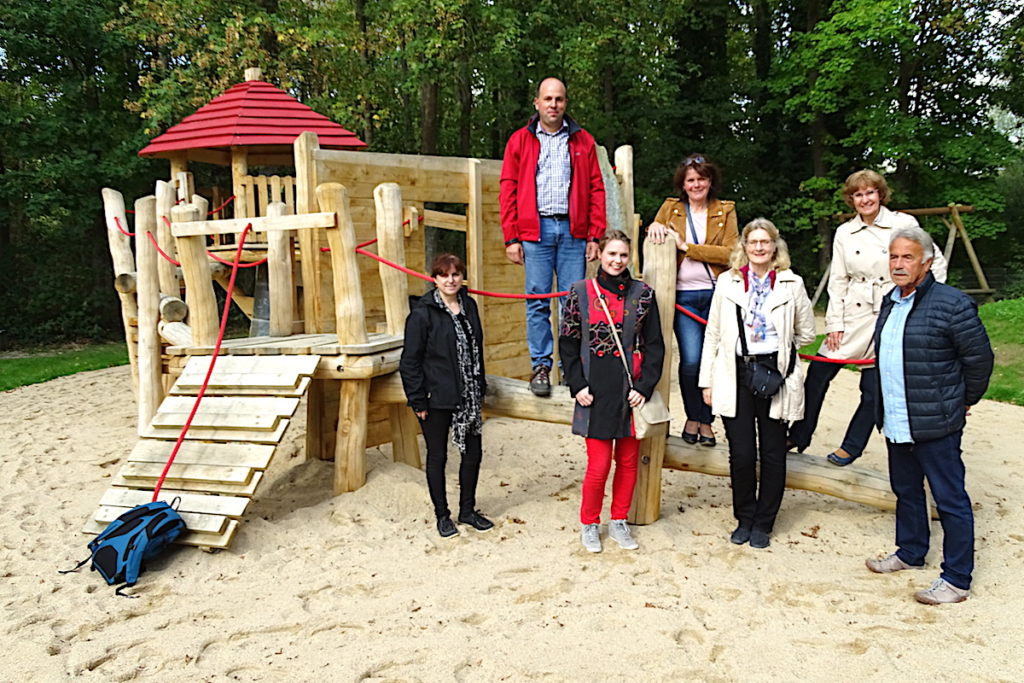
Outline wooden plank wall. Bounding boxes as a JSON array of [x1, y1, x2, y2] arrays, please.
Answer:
[[311, 149, 532, 381]]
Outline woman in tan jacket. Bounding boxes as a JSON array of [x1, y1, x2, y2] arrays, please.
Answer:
[[699, 218, 816, 548], [647, 154, 739, 446]]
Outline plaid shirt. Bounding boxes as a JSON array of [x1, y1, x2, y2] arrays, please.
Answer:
[[534, 121, 571, 216]]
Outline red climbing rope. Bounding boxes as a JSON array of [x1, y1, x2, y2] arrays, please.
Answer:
[[151, 223, 254, 502], [114, 216, 135, 237], [207, 195, 235, 215], [145, 231, 181, 267], [673, 302, 875, 365]]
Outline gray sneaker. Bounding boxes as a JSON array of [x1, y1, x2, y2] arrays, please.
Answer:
[[914, 578, 969, 605], [581, 523, 602, 553], [608, 519, 639, 550], [865, 552, 924, 574]]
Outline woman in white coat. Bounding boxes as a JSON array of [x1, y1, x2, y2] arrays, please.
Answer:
[[787, 170, 947, 466], [699, 218, 816, 548]]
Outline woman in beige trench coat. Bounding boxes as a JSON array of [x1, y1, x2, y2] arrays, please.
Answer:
[[787, 170, 947, 465]]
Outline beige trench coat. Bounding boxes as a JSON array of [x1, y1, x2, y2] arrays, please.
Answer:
[[698, 268, 817, 422], [824, 206, 947, 361]]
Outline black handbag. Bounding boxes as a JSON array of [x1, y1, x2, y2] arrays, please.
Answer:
[[735, 305, 795, 400]]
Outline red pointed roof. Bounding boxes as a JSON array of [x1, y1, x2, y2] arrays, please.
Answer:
[[139, 80, 366, 158]]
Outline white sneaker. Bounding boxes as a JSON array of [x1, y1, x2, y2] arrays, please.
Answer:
[[608, 519, 639, 550], [914, 578, 969, 605], [581, 523, 602, 553]]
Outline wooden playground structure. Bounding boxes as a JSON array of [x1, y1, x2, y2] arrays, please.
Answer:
[[92, 72, 911, 550]]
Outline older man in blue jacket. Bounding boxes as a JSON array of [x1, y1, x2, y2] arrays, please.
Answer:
[[865, 225, 993, 604]]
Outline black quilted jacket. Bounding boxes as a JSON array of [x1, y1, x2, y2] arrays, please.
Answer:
[[872, 272, 993, 442]]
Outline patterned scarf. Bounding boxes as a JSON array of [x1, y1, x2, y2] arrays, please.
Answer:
[[746, 270, 773, 342], [434, 289, 482, 452]]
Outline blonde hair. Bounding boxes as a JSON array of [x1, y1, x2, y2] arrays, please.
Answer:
[[729, 218, 791, 273], [842, 169, 891, 207]]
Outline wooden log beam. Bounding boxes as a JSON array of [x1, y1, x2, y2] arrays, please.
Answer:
[[101, 188, 140, 394], [171, 212, 336, 238], [374, 183, 410, 336], [158, 320, 193, 347], [135, 195, 162, 434], [266, 201, 295, 336], [316, 182, 367, 345], [629, 237, 676, 524], [334, 379, 371, 494], [159, 293, 188, 322]]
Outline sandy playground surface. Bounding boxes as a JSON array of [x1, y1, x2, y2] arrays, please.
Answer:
[[2, 362, 1023, 681]]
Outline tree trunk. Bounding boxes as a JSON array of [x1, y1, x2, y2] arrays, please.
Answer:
[[457, 56, 473, 157], [420, 81, 440, 155]]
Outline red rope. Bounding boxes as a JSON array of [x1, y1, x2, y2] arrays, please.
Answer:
[[145, 231, 181, 267], [151, 223, 254, 501], [672, 302, 875, 365], [114, 216, 135, 237], [208, 195, 236, 215], [354, 245, 568, 299]]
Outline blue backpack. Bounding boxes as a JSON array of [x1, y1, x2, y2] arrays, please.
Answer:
[[62, 500, 186, 597]]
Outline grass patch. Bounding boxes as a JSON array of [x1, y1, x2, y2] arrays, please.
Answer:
[[979, 298, 1024, 406], [0, 342, 129, 392]]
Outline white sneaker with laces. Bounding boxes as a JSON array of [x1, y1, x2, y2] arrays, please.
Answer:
[[865, 552, 923, 574], [914, 578, 969, 605], [581, 523, 602, 553], [608, 519, 639, 550]]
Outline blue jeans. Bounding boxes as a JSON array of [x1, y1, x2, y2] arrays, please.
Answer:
[[522, 216, 587, 369], [673, 289, 714, 424], [888, 431, 974, 590]]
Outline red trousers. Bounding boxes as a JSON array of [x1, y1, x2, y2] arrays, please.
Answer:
[[580, 437, 640, 524]]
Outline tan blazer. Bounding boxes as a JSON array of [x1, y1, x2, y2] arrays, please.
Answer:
[[824, 206, 948, 362], [653, 197, 739, 280], [698, 268, 817, 422]]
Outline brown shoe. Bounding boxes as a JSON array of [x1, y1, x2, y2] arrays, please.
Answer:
[[530, 365, 551, 397], [914, 578, 969, 605]]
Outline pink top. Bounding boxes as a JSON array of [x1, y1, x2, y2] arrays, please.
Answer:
[[676, 209, 715, 290]]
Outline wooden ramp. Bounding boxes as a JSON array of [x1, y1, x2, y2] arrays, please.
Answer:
[[84, 355, 320, 549]]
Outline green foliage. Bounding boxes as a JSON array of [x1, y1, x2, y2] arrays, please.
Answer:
[[0, 342, 129, 391], [2, 0, 1024, 347], [979, 298, 1024, 405]]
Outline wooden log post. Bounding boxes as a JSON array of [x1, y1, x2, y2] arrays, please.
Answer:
[[155, 180, 180, 297], [629, 237, 677, 524], [266, 201, 295, 336], [317, 182, 371, 494], [374, 182, 421, 469], [172, 204, 219, 346], [102, 188, 140, 395], [135, 195, 162, 434], [175, 171, 196, 205], [950, 205, 994, 301], [294, 132, 322, 333], [191, 193, 210, 219], [614, 146, 636, 247]]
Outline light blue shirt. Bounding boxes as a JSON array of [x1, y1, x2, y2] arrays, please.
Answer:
[[879, 287, 915, 443], [534, 120, 571, 216]]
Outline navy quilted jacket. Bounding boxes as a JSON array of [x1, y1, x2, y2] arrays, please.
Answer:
[[873, 272, 993, 442]]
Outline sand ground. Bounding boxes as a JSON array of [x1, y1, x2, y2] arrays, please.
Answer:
[[2, 363, 1022, 681]]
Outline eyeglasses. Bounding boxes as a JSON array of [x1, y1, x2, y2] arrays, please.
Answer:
[[746, 239, 774, 247], [684, 155, 706, 166]]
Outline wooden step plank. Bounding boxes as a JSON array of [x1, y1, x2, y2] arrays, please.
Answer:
[[141, 420, 289, 444], [92, 505, 228, 534], [83, 518, 240, 549], [99, 487, 250, 517], [173, 372, 307, 390], [151, 412, 283, 431], [171, 335, 331, 355], [129, 440, 275, 469], [157, 396, 300, 416], [120, 461, 254, 485], [168, 377, 311, 398], [112, 471, 264, 497], [179, 355, 321, 376]]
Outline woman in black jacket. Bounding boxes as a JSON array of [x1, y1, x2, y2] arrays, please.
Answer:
[[400, 253, 493, 538]]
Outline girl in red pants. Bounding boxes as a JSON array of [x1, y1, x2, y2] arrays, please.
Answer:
[[559, 231, 665, 552]]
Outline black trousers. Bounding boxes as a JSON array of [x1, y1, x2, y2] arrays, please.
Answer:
[[722, 360, 788, 533], [788, 360, 877, 457], [419, 409, 483, 519]]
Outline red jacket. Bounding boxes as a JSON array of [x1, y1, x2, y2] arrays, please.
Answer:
[[499, 114, 606, 244]]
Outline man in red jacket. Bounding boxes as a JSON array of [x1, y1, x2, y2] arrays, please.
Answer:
[[499, 77, 606, 396]]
